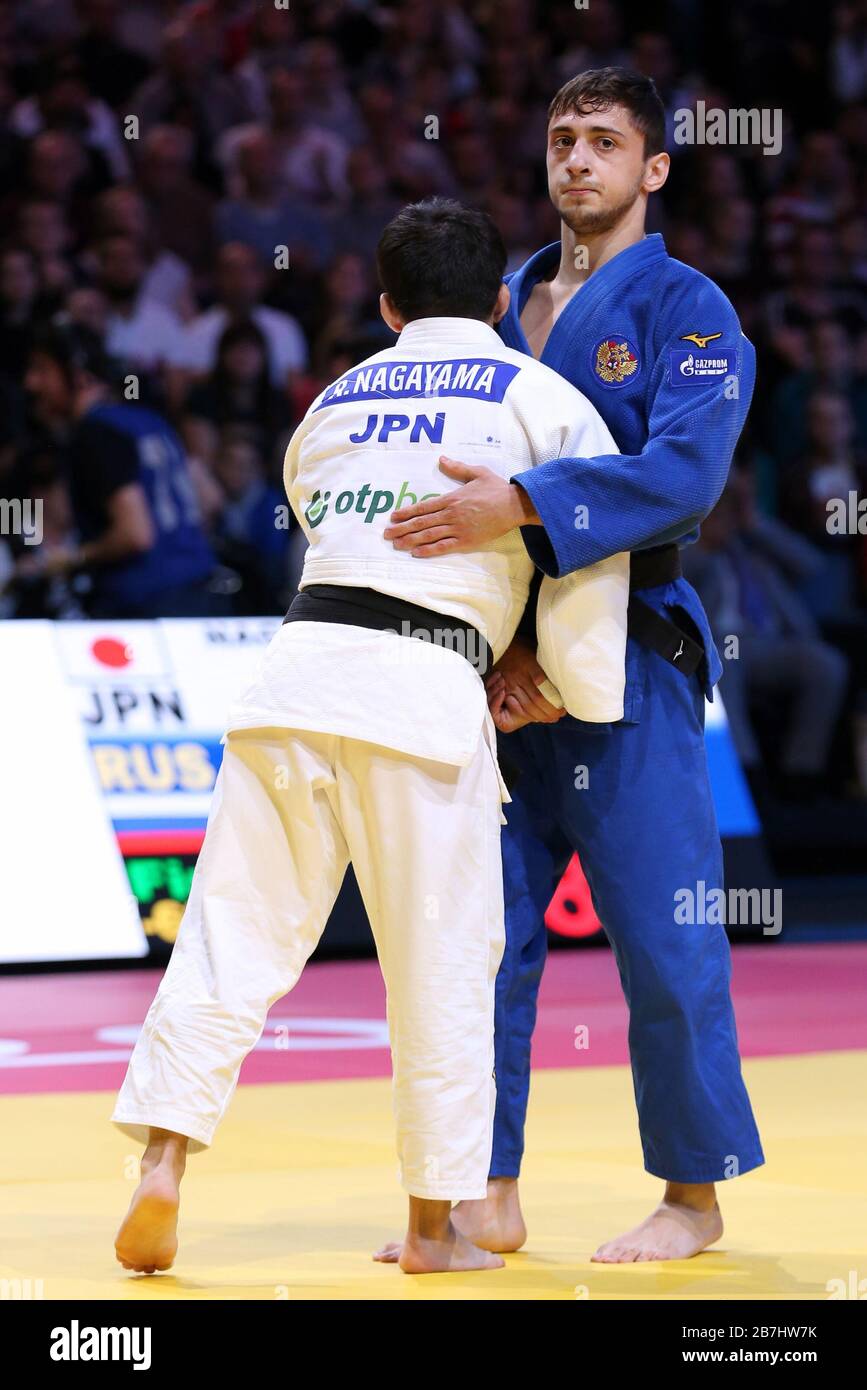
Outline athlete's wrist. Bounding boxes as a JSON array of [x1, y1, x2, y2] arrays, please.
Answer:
[[509, 480, 542, 526]]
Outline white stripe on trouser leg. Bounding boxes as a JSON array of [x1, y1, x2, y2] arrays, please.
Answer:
[[333, 735, 506, 1201], [112, 729, 350, 1152]]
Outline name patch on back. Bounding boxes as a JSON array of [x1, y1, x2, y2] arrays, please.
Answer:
[[315, 358, 520, 409]]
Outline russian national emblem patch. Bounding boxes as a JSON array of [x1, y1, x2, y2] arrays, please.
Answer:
[[593, 337, 640, 387]]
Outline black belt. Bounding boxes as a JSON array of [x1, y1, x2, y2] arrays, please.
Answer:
[[283, 583, 493, 676], [629, 543, 682, 590], [628, 545, 704, 679]]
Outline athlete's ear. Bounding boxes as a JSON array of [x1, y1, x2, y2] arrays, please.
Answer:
[[643, 150, 670, 195], [492, 282, 511, 325], [379, 293, 405, 334]]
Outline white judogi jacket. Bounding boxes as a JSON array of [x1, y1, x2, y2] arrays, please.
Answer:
[[227, 317, 628, 769]]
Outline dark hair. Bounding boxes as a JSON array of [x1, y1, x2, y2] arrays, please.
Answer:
[[207, 318, 283, 442], [548, 67, 666, 158], [27, 319, 116, 387], [216, 317, 271, 372], [376, 198, 506, 323]]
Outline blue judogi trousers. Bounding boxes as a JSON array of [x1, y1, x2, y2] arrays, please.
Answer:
[[491, 580, 765, 1185]]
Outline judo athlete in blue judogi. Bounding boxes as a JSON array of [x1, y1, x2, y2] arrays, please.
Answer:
[[383, 68, 765, 1263]]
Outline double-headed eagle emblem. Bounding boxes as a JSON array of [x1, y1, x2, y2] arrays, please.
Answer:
[[595, 339, 639, 384]]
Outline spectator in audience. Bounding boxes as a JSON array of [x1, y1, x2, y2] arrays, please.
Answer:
[[181, 318, 294, 482], [769, 319, 867, 467], [8, 48, 131, 181], [94, 232, 188, 409], [22, 321, 222, 619], [0, 247, 45, 382], [217, 66, 349, 207], [309, 251, 386, 374], [180, 241, 307, 388], [91, 185, 196, 321], [15, 198, 82, 311], [136, 125, 216, 279], [130, 16, 252, 153], [782, 389, 867, 620], [210, 425, 291, 613], [63, 284, 110, 339], [72, 0, 153, 110], [331, 147, 402, 260], [214, 129, 331, 273], [233, 4, 300, 119], [19, 131, 98, 246], [356, 80, 455, 200], [765, 225, 867, 366], [298, 38, 363, 140]]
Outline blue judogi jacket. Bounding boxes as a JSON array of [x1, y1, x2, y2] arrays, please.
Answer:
[[498, 233, 756, 710], [501, 234, 755, 568]]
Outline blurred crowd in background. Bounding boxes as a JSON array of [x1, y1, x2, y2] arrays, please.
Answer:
[[1, 0, 866, 815]]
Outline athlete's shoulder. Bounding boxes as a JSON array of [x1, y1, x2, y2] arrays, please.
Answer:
[[647, 254, 756, 372], [657, 255, 743, 329], [502, 347, 609, 433], [650, 256, 756, 398], [502, 345, 587, 398]]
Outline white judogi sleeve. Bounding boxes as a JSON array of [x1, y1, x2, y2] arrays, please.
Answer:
[[510, 375, 630, 723]]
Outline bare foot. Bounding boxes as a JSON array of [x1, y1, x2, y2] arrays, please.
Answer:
[[592, 1188, 723, 1263], [451, 1176, 527, 1253], [373, 1194, 505, 1272], [373, 1178, 526, 1261], [373, 1226, 504, 1273], [115, 1130, 187, 1273]]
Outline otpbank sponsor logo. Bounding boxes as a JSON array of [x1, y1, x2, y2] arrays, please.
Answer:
[[314, 358, 520, 408], [305, 480, 441, 528]]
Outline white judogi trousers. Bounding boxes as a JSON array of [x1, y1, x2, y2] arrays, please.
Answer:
[[112, 723, 506, 1200]]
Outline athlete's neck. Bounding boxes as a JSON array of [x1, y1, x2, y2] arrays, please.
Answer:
[[555, 207, 648, 289]]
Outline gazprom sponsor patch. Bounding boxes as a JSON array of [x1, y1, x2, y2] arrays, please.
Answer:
[[315, 358, 520, 409], [669, 349, 735, 386]]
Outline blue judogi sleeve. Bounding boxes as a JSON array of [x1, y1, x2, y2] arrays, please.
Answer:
[[512, 284, 756, 578]]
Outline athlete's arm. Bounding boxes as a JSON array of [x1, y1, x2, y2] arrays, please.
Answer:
[[386, 290, 754, 575], [383, 454, 541, 554], [512, 303, 755, 578]]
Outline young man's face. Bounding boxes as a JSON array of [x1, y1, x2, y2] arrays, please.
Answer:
[[546, 104, 666, 236]]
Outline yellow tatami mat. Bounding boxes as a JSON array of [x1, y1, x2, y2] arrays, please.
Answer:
[[2, 1052, 865, 1300]]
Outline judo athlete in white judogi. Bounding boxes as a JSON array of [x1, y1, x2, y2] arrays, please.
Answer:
[[112, 199, 628, 1276]]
